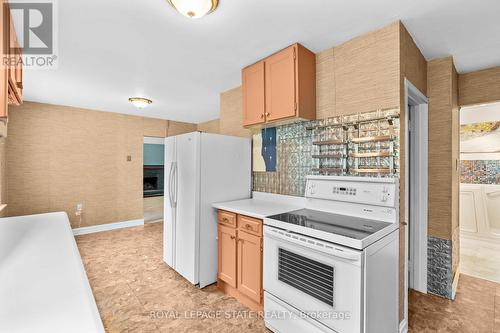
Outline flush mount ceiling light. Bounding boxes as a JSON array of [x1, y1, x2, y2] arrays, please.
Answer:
[[167, 0, 218, 19], [129, 97, 152, 109]]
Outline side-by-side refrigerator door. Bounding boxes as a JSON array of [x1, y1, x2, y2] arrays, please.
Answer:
[[174, 132, 200, 285], [163, 136, 177, 268]]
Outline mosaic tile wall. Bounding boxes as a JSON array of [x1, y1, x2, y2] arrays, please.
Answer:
[[252, 108, 400, 196], [427, 236, 453, 299], [460, 160, 500, 184]]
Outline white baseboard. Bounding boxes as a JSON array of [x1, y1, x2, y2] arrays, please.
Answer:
[[399, 319, 408, 333], [72, 219, 144, 236]]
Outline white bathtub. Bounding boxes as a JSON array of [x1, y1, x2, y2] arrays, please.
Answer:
[[0, 212, 104, 333]]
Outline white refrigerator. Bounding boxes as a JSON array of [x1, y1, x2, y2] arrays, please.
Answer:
[[163, 132, 251, 288]]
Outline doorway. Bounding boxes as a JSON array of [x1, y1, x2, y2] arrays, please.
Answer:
[[459, 102, 500, 283], [143, 136, 165, 223], [403, 79, 429, 331]]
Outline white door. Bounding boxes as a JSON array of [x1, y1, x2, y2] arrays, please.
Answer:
[[163, 136, 177, 267], [174, 132, 200, 284]]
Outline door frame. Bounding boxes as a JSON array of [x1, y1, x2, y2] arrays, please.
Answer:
[[402, 79, 429, 331]]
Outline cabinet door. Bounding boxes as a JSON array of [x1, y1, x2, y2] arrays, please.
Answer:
[[242, 61, 265, 126], [218, 224, 237, 287], [265, 45, 296, 121], [237, 230, 262, 303]]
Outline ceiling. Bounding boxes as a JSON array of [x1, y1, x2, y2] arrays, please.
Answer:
[[22, 0, 500, 123]]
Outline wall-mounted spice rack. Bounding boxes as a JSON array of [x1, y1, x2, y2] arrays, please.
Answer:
[[350, 151, 393, 158], [312, 139, 345, 146], [312, 167, 345, 174], [352, 168, 392, 174], [350, 135, 394, 144], [310, 110, 399, 176], [312, 153, 345, 159]]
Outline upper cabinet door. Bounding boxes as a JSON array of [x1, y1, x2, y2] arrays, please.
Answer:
[[265, 45, 296, 122], [242, 61, 266, 126]]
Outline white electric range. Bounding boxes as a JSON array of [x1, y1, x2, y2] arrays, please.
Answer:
[[263, 176, 400, 333]]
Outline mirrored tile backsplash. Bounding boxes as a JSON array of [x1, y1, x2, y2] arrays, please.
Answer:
[[252, 108, 400, 196]]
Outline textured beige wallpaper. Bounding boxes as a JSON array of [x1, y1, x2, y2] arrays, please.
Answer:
[[6, 102, 195, 228], [197, 119, 220, 134], [219, 87, 252, 138]]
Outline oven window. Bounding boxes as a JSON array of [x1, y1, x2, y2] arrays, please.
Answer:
[[278, 248, 334, 306]]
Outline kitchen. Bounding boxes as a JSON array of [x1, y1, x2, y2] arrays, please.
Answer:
[[1, 1, 500, 333]]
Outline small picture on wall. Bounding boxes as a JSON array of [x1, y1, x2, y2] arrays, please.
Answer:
[[461, 122, 500, 153], [252, 127, 277, 172]]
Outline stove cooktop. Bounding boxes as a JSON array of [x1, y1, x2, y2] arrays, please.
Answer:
[[266, 208, 391, 241]]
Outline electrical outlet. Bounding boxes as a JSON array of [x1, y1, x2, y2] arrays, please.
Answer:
[[76, 203, 83, 211]]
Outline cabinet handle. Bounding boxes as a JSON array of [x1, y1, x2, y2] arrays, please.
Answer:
[[238, 239, 244, 243], [230, 235, 235, 240], [245, 224, 252, 230], [260, 114, 264, 119], [266, 112, 270, 117], [222, 217, 228, 222]]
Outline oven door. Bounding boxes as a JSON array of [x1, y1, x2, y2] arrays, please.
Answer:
[[264, 225, 362, 333]]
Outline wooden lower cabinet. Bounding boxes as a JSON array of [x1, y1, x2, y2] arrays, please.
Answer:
[[217, 209, 263, 311], [237, 230, 262, 303], [217, 224, 237, 287]]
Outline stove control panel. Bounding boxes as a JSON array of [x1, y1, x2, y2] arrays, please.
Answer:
[[305, 176, 398, 208], [332, 186, 357, 196]]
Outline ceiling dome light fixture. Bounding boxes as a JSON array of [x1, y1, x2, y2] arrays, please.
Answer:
[[167, 0, 218, 19], [129, 97, 152, 109]]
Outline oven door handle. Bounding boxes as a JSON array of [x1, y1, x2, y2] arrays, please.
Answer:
[[265, 228, 361, 262]]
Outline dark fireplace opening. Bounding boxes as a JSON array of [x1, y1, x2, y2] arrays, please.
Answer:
[[144, 166, 164, 197]]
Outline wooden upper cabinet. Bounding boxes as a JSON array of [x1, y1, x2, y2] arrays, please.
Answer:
[[241, 43, 316, 127], [237, 230, 262, 303], [0, 2, 23, 116], [218, 223, 237, 288], [8, 13, 22, 106], [265, 45, 296, 121], [242, 61, 265, 126]]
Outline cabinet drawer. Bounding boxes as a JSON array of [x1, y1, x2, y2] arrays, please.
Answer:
[[238, 215, 262, 237], [218, 210, 237, 228]]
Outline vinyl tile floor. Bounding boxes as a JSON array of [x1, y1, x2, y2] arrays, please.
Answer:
[[77, 223, 500, 333], [76, 222, 268, 333], [408, 274, 500, 333], [460, 237, 500, 284]]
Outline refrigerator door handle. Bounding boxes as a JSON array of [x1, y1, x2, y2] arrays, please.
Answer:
[[168, 162, 175, 207], [173, 162, 178, 206]]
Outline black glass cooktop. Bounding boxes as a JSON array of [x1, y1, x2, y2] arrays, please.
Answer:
[[267, 209, 391, 240]]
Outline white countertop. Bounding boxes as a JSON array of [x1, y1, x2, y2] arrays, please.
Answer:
[[212, 197, 303, 219], [0, 212, 104, 333]]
